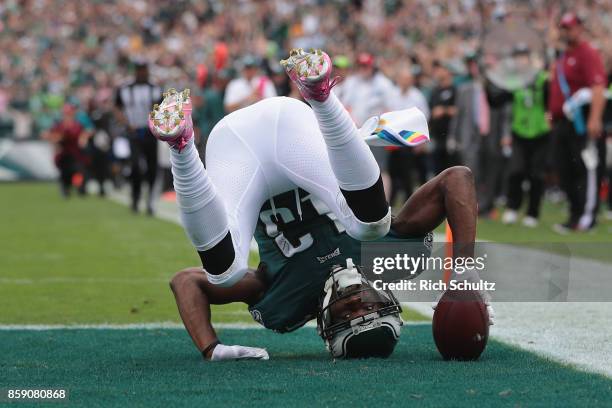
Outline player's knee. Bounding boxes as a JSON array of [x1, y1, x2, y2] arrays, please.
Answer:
[[169, 269, 199, 292], [439, 166, 474, 193], [443, 166, 473, 184]]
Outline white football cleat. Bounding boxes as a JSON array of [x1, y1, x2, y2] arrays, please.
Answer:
[[148, 88, 193, 152], [280, 48, 339, 102]]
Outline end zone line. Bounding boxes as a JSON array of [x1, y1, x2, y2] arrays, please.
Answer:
[[0, 320, 430, 331]]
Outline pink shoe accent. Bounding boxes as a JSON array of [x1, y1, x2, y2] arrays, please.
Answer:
[[148, 89, 193, 152], [282, 49, 341, 102]]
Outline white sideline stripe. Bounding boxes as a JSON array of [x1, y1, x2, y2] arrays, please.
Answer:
[[0, 277, 169, 285], [406, 302, 612, 378], [0, 321, 429, 331], [0, 323, 257, 330]]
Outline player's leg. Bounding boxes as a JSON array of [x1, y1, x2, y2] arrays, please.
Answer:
[[143, 133, 158, 214], [149, 89, 253, 287], [504, 136, 526, 221], [274, 98, 387, 241], [391, 166, 477, 259], [169, 267, 268, 360], [281, 50, 389, 229], [128, 137, 143, 211]]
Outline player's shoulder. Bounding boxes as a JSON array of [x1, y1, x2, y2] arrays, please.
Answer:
[[576, 41, 603, 58]]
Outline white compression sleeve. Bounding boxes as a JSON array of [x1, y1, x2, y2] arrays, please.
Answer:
[[169, 138, 230, 252], [308, 92, 381, 191]]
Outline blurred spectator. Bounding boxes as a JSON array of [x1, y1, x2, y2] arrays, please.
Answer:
[[332, 55, 352, 103], [343, 52, 397, 199], [429, 62, 458, 174], [115, 62, 162, 215], [502, 61, 551, 228], [43, 104, 91, 197], [269, 63, 291, 97], [193, 70, 229, 163], [224, 56, 276, 113], [549, 12, 608, 233], [391, 65, 430, 118], [479, 81, 512, 216], [0, 0, 610, 229], [388, 64, 430, 205], [88, 90, 115, 197], [448, 54, 489, 191]]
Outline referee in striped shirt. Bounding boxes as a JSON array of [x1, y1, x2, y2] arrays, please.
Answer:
[[115, 62, 162, 215]]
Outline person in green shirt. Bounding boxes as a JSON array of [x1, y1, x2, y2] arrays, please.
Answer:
[[502, 47, 550, 227]]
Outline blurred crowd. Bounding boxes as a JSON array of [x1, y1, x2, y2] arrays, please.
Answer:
[[0, 0, 611, 228]]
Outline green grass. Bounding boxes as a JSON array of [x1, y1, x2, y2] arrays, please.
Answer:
[[0, 183, 241, 324], [2, 326, 611, 407], [0, 183, 425, 324], [477, 201, 612, 241], [432, 200, 612, 262]]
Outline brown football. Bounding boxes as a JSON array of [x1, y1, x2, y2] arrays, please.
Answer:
[[432, 289, 489, 360]]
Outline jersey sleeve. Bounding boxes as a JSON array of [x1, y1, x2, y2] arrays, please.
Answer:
[[582, 46, 607, 87]]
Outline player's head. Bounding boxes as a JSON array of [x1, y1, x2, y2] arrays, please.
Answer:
[[559, 12, 582, 46], [317, 259, 403, 359]]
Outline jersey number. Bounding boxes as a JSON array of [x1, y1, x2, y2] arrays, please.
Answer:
[[259, 194, 345, 258]]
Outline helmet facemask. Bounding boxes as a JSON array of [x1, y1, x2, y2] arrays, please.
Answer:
[[317, 258, 403, 359]]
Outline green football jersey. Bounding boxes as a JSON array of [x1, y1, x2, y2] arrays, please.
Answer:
[[249, 189, 431, 333]]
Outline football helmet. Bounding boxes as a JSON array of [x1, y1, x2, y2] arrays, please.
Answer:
[[317, 258, 403, 359]]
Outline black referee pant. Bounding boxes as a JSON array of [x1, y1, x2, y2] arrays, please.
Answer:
[[553, 118, 605, 228], [129, 127, 158, 213], [506, 133, 549, 219]]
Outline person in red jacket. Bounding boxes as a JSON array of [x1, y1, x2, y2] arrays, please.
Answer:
[[549, 12, 608, 233], [44, 104, 91, 197]]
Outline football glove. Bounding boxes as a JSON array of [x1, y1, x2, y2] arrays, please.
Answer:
[[210, 344, 269, 361]]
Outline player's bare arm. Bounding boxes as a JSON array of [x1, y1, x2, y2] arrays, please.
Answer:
[[170, 266, 268, 360], [391, 165, 477, 259]]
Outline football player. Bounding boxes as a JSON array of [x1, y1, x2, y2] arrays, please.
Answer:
[[149, 49, 489, 361]]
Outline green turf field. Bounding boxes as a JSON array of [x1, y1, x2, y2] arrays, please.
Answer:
[[3, 327, 612, 407], [1, 183, 611, 406]]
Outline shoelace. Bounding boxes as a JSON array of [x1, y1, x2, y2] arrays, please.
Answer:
[[299, 75, 342, 101]]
